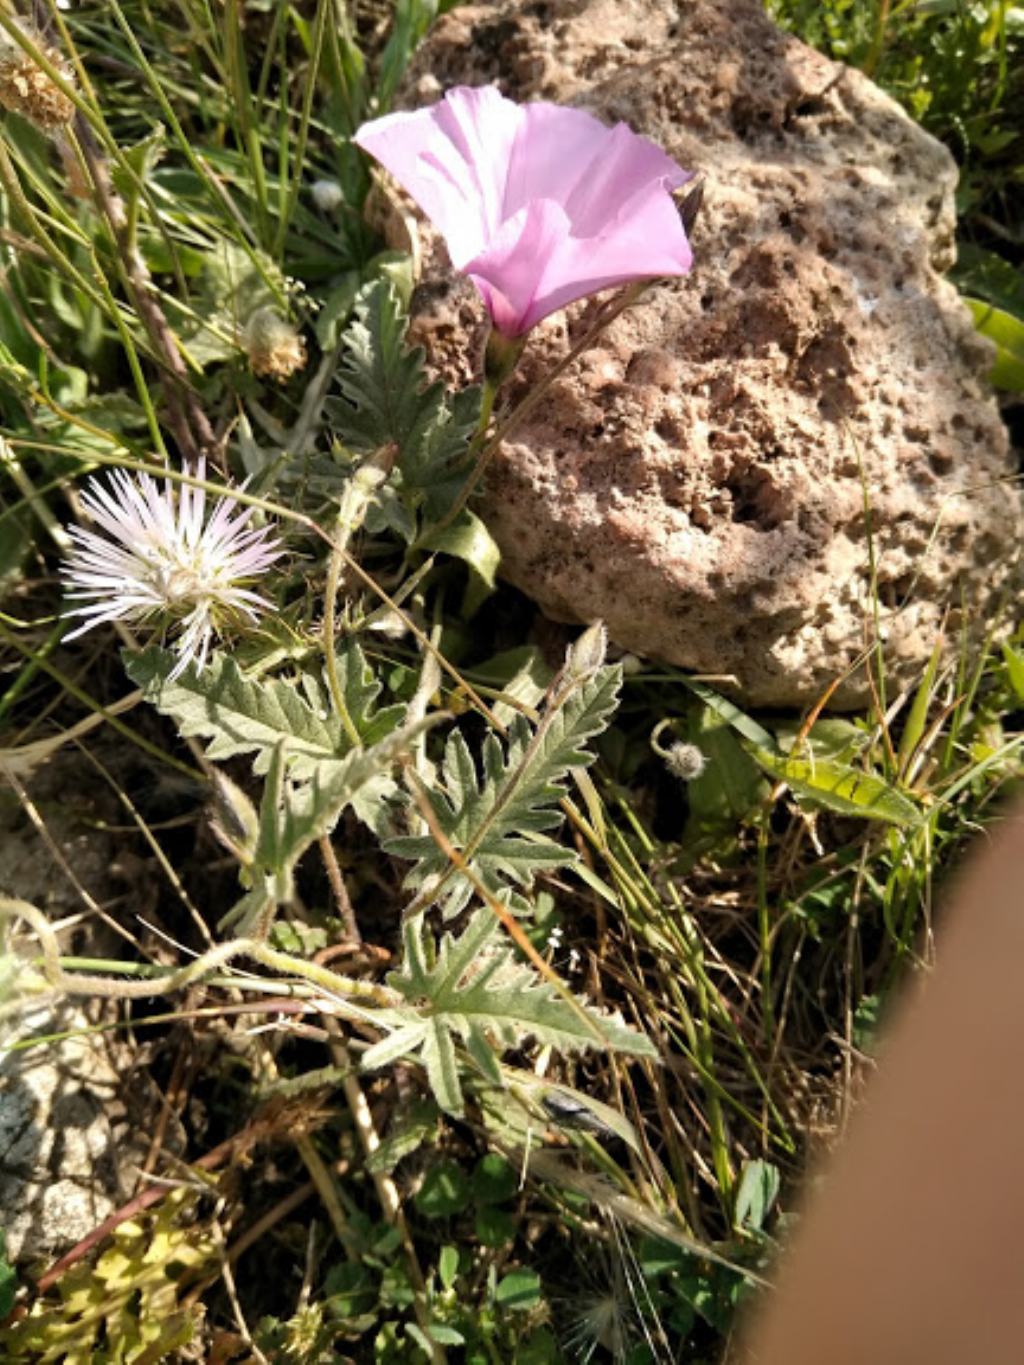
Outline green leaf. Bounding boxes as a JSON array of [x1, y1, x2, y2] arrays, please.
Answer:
[[331, 280, 478, 501], [678, 678, 777, 751], [531, 1080, 643, 1152], [734, 1159, 780, 1233], [366, 1099, 439, 1175], [1002, 642, 1024, 704], [314, 272, 361, 350], [0, 1230, 16, 1318], [953, 244, 1024, 317], [426, 1324, 466, 1347], [475, 1205, 515, 1247], [494, 1269, 541, 1311], [334, 280, 424, 449], [175, 239, 285, 369], [966, 297, 1024, 391], [471, 645, 552, 728], [361, 910, 655, 1116], [224, 712, 443, 932], [376, 0, 440, 111], [125, 641, 400, 778], [324, 1262, 378, 1319], [471, 1154, 518, 1205], [685, 705, 768, 833], [386, 657, 622, 916], [111, 126, 165, 205], [127, 647, 345, 777], [853, 993, 883, 1052], [749, 747, 921, 826], [419, 508, 501, 593], [438, 1245, 460, 1291], [772, 718, 869, 764], [414, 1159, 470, 1218], [896, 636, 944, 775]]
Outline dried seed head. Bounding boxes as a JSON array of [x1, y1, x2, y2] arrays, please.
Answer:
[[243, 307, 307, 382], [0, 22, 75, 132], [664, 742, 707, 782]]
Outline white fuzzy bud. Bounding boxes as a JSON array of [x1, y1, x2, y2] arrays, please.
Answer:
[[664, 742, 707, 782], [311, 178, 344, 212]]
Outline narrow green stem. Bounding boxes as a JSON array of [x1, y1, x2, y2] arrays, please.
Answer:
[[421, 282, 649, 543], [1, 898, 402, 1010], [324, 537, 362, 747], [273, 0, 328, 258], [757, 808, 774, 1048], [87, 246, 170, 461], [323, 446, 397, 744]]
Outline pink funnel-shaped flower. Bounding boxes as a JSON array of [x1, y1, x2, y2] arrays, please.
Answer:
[[353, 86, 694, 337]]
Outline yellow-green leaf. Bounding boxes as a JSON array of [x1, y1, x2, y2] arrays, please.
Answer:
[[967, 298, 1024, 392], [750, 748, 920, 826]]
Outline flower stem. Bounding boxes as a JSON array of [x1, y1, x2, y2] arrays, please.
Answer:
[[323, 535, 361, 748], [421, 280, 652, 542], [0, 895, 403, 1014], [323, 444, 397, 746]]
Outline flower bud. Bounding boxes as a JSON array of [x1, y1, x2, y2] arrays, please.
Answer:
[[243, 307, 307, 382], [664, 742, 707, 782], [565, 621, 608, 681], [311, 178, 344, 212], [0, 22, 75, 132]]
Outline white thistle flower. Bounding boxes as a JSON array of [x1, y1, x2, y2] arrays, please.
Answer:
[[60, 460, 283, 679]]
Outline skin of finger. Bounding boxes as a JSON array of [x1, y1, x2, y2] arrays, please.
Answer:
[[741, 804, 1024, 1365]]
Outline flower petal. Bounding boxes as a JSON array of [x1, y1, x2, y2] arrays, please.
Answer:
[[516, 179, 694, 332], [504, 105, 690, 234], [354, 84, 695, 336], [464, 198, 573, 337], [353, 85, 520, 268], [59, 460, 281, 669]]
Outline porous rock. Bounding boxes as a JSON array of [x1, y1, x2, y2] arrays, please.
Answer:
[[0, 754, 182, 1264], [0, 1006, 133, 1263], [402, 0, 1021, 707]]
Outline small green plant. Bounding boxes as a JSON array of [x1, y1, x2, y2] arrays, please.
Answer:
[[0, 1189, 216, 1362]]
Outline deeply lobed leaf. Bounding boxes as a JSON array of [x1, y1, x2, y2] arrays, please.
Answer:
[[386, 663, 623, 915], [125, 640, 401, 778], [362, 910, 655, 1115]]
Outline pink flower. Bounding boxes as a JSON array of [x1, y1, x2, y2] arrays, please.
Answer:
[[353, 85, 694, 337]]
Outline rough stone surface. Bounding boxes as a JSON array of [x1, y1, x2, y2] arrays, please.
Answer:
[[401, 0, 1021, 707], [0, 754, 180, 1264], [0, 1006, 137, 1264]]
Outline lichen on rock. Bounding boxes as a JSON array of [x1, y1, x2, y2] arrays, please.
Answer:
[[400, 0, 1021, 707]]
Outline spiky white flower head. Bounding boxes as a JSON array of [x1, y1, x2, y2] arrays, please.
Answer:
[[60, 459, 283, 679], [310, 177, 344, 212]]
